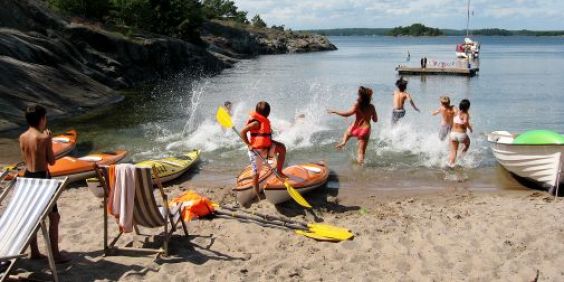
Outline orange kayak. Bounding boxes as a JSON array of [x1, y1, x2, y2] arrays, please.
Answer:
[[233, 159, 276, 205], [264, 162, 329, 205], [49, 150, 127, 182], [52, 130, 78, 159]]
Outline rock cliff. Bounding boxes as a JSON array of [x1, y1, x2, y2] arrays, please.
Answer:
[[0, 0, 336, 131]]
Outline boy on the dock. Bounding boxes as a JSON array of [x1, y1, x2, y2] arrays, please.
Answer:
[[19, 105, 70, 263], [240, 101, 287, 198], [432, 96, 455, 141], [392, 77, 420, 125]]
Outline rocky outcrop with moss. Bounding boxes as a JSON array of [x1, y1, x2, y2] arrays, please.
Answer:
[[202, 20, 337, 59], [0, 0, 336, 131]]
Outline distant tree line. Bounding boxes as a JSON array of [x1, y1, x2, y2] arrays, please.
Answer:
[[47, 0, 271, 42], [307, 26, 564, 37], [388, 24, 443, 36]]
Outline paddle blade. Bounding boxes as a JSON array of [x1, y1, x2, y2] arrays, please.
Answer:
[[308, 224, 354, 241], [284, 180, 312, 209], [216, 106, 233, 129], [295, 230, 341, 242]]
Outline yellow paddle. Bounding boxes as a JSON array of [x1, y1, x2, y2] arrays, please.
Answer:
[[214, 207, 353, 241], [216, 106, 312, 208]]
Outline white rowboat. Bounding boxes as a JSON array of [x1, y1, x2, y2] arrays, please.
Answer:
[[488, 131, 563, 193]]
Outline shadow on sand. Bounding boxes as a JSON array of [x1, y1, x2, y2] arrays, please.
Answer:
[[275, 170, 361, 219]]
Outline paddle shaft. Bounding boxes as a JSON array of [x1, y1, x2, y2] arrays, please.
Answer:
[[220, 205, 308, 229], [215, 209, 306, 231], [230, 127, 282, 178]]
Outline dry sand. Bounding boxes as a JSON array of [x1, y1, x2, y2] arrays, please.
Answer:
[[2, 176, 563, 282]]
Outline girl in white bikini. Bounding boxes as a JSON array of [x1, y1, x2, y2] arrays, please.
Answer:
[[448, 99, 473, 167]]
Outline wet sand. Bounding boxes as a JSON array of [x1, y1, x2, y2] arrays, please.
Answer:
[[2, 165, 563, 281]]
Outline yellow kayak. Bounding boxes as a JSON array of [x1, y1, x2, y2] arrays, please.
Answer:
[[136, 150, 201, 183]]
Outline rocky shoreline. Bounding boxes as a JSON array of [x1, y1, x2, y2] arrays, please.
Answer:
[[0, 0, 336, 132]]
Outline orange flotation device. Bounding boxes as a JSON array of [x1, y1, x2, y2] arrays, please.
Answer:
[[247, 112, 272, 149], [170, 191, 215, 221]]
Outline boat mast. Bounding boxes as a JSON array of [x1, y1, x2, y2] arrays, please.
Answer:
[[466, 0, 470, 37]]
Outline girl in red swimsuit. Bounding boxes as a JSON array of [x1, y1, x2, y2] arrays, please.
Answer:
[[328, 86, 378, 165]]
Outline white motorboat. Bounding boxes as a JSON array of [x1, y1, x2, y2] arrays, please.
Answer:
[[488, 131, 564, 193]]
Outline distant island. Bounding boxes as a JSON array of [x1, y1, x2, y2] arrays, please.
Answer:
[[306, 25, 564, 37], [388, 24, 443, 37]]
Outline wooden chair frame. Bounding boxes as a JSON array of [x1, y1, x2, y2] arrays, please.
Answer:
[[95, 165, 188, 256]]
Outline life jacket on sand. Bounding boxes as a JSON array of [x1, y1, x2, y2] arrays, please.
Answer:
[[170, 191, 215, 221], [247, 112, 272, 149]]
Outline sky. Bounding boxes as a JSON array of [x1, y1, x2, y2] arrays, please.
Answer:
[[233, 0, 564, 30]]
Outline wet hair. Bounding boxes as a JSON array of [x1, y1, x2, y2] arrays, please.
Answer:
[[25, 105, 46, 128], [395, 77, 408, 92], [440, 96, 451, 107], [256, 101, 270, 117], [357, 86, 373, 110], [459, 99, 471, 112], [224, 101, 232, 108]]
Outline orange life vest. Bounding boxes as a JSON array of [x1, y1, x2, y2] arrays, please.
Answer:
[[247, 112, 272, 149]]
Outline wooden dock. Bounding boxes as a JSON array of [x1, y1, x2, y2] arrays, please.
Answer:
[[396, 66, 479, 77]]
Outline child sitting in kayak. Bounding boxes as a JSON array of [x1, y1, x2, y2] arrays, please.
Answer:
[[432, 96, 455, 141], [448, 99, 473, 167], [240, 101, 287, 197], [328, 86, 378, 165]]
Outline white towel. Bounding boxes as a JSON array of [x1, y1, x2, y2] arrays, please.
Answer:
[[110, 164, 136, 233]]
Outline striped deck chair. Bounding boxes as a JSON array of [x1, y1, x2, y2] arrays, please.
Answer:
[[0, 177, 68, 282], [96, 165, 188, 256]]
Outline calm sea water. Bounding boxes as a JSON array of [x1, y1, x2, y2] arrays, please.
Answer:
[[53, 36, 564, 191]]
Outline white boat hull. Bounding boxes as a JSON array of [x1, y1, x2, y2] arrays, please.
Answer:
[[488, 132, 564, 190], [264, 183, 324, 205]]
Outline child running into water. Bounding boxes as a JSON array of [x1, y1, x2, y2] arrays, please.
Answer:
[[240, 101, 287, 198], [448, 99, 473, 167], [328, 86, 378, 165], [432, 96, 455, 141], [19, 105, 70, 263], [392, 77, 420, 125]]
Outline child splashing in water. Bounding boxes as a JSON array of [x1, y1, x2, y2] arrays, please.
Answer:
[[448, 99, 473, 168], [328, 86, 378, 165], [432, 96, 455, 141]]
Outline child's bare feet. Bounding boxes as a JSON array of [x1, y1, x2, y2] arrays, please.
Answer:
[[30, 253, 47, 260], [54, 253, 72, 264]]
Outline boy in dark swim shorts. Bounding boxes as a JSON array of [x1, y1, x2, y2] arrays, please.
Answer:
[[392, 77, 420, 125], [19, 105, 70, 263]]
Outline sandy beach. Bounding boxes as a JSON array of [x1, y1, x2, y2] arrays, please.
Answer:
[[2, 173, 563, 281]]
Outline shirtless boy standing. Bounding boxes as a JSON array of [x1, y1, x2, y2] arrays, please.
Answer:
[[19, 105, 70, 263], [392, 77, 420, 125]]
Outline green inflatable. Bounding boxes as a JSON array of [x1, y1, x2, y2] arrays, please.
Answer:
[[513, 130, 564, 145]]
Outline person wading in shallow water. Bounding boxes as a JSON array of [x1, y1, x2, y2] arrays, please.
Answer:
[[19, 105, 71, 264], [328, 86, 378, 165], [392, 77, 420, 125], [448, 99, 473, 168]]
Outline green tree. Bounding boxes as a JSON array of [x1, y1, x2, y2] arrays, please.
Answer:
[[202, 0, 247, 23], [49, 0, 111, 19], [251, 14, 266, 28]]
